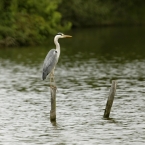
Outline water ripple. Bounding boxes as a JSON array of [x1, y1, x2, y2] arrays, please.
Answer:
[[0, 57, 145, 144]]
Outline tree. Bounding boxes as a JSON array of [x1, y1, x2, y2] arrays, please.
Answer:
[[0, 0, 71, 46]]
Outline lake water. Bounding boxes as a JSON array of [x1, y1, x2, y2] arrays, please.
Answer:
[[0, 27, 145, 144]]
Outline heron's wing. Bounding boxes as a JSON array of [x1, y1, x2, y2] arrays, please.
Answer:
[[42, 49, 57, 80]]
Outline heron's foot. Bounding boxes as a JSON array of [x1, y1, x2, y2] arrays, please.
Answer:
[[49, 81, 58, 92], [50, 84, 57, 90]]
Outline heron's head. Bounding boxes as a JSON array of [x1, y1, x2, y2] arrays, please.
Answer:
[[56, 32, 72, 39]]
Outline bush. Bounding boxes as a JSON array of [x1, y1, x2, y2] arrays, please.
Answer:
[[0, 0, 71, 46]]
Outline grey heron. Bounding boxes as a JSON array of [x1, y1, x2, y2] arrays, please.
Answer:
[[42, 32, 72, 82]]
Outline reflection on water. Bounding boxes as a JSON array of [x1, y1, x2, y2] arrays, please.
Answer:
[[0, 27, 145, 144]]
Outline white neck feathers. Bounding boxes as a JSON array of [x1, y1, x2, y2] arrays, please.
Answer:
[[54, 35, 61, 59]]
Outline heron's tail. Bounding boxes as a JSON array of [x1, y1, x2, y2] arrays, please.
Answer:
[[42, 72, 46, 80]]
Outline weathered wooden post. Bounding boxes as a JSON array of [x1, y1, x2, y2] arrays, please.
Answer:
[[50, 86, 56, 122], [50, 73, 56, 122], [103, 80, 117, 118]]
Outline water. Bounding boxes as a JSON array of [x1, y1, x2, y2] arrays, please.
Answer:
[[0, 27, 145, 144]]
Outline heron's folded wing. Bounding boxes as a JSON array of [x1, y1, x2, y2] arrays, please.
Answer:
[[42, 49, 57, 80]]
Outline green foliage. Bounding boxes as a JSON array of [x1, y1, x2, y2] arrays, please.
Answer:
[[0, 0, 71, 46], [1, 0, 145, 46]]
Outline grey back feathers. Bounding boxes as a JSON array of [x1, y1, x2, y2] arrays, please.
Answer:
[[42, 49, 58, 80]]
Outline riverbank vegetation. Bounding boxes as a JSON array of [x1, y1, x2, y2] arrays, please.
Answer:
[[0, 0, 145, 46]]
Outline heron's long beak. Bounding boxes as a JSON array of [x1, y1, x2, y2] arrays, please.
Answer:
[[63, 35, 72, 38]]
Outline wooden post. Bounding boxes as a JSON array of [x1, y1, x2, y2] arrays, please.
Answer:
[[50, 85, 56, 122], [50, 72, 57, 122], [103, 80, 117, 118]]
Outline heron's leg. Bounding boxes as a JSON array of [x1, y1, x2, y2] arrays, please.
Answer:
[[52, 70, 56, 86], [52, 69, 56, 82], [50, 72, 54, 84], [50, 70, 56, 88], [49, 72, 52, 83]]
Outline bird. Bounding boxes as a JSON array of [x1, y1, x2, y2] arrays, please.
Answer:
[[42, 32, 72, 82]]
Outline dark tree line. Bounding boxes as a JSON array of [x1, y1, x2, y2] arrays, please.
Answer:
[[59, 0, 145, 27]]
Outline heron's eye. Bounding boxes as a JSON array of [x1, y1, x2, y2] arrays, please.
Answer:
[[55, 50, 57, 53]]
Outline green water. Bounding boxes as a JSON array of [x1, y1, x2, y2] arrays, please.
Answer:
[[1, 26, 145, 63]]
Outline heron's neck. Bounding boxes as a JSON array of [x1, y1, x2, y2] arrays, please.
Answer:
[[54, 37, 60, 58]]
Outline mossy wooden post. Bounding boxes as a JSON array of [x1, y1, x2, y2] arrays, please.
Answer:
[[50, 86, 56, 122], [103, 80, 117, 118]]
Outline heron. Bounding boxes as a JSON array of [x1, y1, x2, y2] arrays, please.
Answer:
[[42, 32, 72, 84]]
